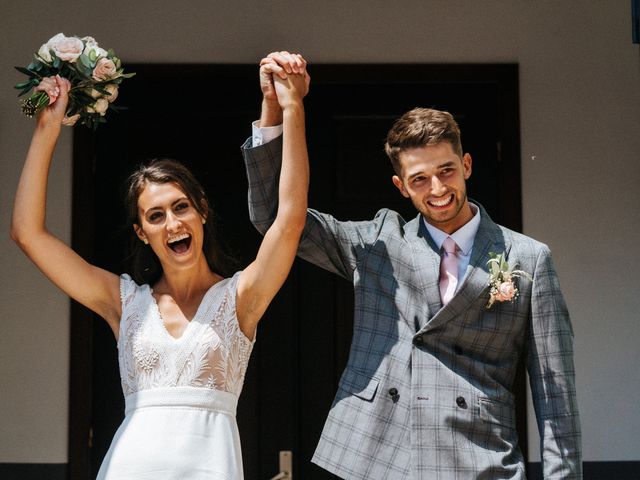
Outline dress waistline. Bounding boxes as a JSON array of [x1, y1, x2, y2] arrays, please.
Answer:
[[124, 386, 238, 416]]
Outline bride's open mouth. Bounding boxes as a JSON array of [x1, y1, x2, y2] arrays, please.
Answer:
[[167, 233, 192, 254]]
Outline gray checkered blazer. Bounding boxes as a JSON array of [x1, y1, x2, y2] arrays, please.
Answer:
[[242, 137, 581, 479]]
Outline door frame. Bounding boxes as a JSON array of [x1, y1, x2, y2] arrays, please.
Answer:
[[68, 63, 523, 479]]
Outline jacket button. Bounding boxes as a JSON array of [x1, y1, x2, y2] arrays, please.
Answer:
[[454, 345, 463, 355], [388, 388, 398, 397], [456, 396, 467, 408], [413, 336, 424, 346]]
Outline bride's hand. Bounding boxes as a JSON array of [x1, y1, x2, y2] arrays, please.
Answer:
[[273, 66, 309, 111], [34, 75, 71, 129]]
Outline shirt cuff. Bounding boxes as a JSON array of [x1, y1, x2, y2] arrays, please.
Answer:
[[251, 120, 283, 147]]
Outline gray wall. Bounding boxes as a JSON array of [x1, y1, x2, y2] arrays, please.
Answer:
[[1, 0, 639, 465]]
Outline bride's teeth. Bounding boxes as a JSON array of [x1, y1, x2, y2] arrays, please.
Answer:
[[168, 233, 190, 244]]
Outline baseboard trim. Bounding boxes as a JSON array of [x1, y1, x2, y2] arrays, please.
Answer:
[[0, 463, 67, 480], [1, 461, 637, 479], [528, 461, 640, 479]]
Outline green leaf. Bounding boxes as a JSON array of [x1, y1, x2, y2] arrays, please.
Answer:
[[15, 66, 37, 77], [88, 49, 97, 62], [53, 56, 61, 69], [120, 72, 136, 78], [17, 86, 33, 97], [79, 53, 92, 68], [94, 86, 110, 95], [14, 81, 32, 89]]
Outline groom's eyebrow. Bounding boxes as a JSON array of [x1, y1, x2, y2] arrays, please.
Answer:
[[437, 161, 456, 169]]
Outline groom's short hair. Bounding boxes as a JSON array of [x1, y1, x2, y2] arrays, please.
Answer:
[[385, 108, 463, 174]]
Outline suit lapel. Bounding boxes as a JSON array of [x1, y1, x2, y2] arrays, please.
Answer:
[[417, 205, 509, 334], [405, 215, 443, 323]]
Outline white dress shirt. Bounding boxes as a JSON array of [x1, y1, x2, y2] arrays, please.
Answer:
[[252, 120, 283, 146]]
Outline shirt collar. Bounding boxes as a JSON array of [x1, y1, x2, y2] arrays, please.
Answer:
[[423, 202, 481, 255]]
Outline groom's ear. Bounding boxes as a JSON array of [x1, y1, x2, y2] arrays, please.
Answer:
[[392, 175, 410, 198], [462, 153, 472, 180]]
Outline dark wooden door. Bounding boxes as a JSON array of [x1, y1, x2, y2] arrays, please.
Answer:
[[70, 64, 522, 480]]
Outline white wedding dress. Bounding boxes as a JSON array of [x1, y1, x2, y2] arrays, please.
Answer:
[[97, 272, 254, 480]]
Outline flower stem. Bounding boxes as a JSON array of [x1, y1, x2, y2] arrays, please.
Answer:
[[20, 91, 50, 118]]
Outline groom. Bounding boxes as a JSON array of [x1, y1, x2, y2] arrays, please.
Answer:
[[243, 53, 581, 479]]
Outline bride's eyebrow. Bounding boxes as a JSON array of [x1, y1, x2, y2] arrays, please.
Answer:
[[144, 196, 189, 213]]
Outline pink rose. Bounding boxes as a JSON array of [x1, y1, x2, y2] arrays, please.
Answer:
[[47, 33, 84, 62], [88, 98, 109, 116], [494, 281, 516, 302], [104, 84, 119, 103], [92, 58, 117, 81]]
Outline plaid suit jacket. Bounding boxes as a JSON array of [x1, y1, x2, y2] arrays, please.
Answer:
[[242, 137, 581, 479]]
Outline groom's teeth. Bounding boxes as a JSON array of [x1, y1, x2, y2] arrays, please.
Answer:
[[430, 195, 453, 207]]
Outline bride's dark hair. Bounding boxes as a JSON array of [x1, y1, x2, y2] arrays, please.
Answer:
[[123, 159, 238, 285]]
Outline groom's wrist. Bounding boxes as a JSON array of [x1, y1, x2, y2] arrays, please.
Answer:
[[260, 98, 283, 127]]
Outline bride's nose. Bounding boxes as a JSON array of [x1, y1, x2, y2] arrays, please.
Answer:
[[165, 211, 182, 232]]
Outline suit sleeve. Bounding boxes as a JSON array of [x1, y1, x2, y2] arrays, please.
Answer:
[[527, 245, 582, 479], [242, 136, 383, 281]]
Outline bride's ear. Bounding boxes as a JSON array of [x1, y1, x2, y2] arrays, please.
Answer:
[[134, 224, 148, 244], [199, 199, 209, 224]]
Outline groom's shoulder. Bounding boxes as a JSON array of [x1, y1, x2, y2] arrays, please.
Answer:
[[495, 223, 550, 255]]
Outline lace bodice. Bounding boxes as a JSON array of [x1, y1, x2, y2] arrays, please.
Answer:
[[117, 272, 254, 398]]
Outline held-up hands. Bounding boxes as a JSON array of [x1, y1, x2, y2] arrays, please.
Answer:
[[260, 51, 310, 111]]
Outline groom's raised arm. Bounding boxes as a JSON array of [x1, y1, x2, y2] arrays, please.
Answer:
[[242, 52, 385, 281]]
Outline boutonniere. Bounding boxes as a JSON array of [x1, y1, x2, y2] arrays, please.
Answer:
[[486, 252, 532, 309]]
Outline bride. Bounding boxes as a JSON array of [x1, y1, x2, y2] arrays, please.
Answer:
[[11, 52, 309, 479]]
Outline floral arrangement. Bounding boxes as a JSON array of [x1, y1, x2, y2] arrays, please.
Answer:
[[485, 252, 532, 309], [14, 33, 135, 129]]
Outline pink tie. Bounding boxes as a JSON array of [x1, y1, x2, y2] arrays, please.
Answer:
[[439, 237, 459, 305]]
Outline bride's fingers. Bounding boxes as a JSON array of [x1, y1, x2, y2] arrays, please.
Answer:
[[56, 75, 71, 94], [35, 77, 60, 102], [266, 51, 295, 74], [261, 62, 287, 79]]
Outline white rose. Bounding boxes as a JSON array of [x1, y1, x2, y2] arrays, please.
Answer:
[[87, 98, 109, 116], [82, 36, 98, 47], [104, 84, 119, 103], [47, 33, 84, 62], [37, 43, 52, 63], [83, 44, 108, 59]]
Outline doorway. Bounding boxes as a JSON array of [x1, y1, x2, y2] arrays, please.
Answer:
[[69, 63, 523, 479]]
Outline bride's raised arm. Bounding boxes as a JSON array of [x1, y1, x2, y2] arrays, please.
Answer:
[[11, 75, 121, 335], [236, 56, 310, 338]]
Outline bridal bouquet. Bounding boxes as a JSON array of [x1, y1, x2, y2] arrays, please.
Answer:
[[14, 33, 135, 129]]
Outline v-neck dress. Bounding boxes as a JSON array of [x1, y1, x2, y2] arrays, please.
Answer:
[[97, 272, 254, 480]]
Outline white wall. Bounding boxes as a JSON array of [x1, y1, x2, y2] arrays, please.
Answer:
[[2, 0, 639, 464]]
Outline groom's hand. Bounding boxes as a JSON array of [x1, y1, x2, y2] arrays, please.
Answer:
[[259, 51, 309, 127]]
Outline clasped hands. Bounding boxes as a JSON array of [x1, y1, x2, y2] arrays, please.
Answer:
[[259, 51, 310, 112]]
